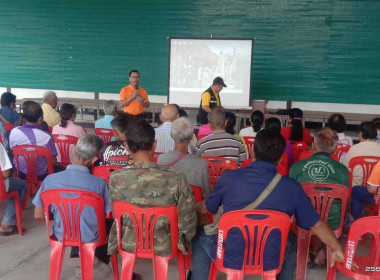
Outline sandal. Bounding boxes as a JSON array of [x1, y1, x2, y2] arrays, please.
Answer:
[[0, 225, 19, 236]]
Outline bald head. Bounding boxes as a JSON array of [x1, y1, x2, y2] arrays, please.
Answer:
[[160, 104, 179, 122]]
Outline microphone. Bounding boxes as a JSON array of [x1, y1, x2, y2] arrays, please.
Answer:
[[134, 85, 138, 100]]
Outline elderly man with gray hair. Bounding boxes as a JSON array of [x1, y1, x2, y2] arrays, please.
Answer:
[[41, 91, 61, 127], [158, 117, 210, 197], [154, 104, 180, 153], [32, 134, 114, 279], [95, 100, 118, 131]]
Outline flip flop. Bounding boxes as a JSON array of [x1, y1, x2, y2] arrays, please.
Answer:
[[0, 225, 18, 236]]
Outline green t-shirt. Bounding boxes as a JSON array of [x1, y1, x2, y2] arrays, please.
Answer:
[[289, 153, 349, 229]]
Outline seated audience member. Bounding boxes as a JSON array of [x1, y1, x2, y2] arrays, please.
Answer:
[[173, 104, 188, 118], [192, 129, 344, 280], [196, 107, 246, 165], [0, 92, 20, 127], [197, 123, 212, 137], [97, 114, 134, 167], [19, 100, 50, 132], [52, 103, 86, 138], [41, 91, 61, 127], [327, 113, 353, 146], [373, 117, 380, 143], [265, 117, 294, 167], [154, 104, 179, 153], [9, 101, 61, 179], [157, 117, 210, 197], [281, 108, 313, 145], [32, 134, 114, 278], [239, 110, 264, 137], [0, 120, 9, 151], [95, 100, 117, 130], [343, 121, 380, 188], [107, 118, 197, 261], [289, 127, 349, 266], [0, 142, 27, 235]]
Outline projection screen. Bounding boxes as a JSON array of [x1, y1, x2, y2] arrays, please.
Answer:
[[168, 38, 253, 109]]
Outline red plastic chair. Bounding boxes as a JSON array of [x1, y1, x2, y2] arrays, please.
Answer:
[[52, 134, 79, 167], [0, 170, 23, 235], [95, 128, 114, 143], [202, 156, 239, 189], [48, 126, 53, 134], [297, 151, 314, 161], [241, 159, 252, 169], [4, 122, 14, 132], [92, 165, 124, 185], [291, 141, 308, 162], [153, 152, 162, 163], [243, 136, 255, 159], [197, 134, 207, 142], [296, 183, 350, 280], [40, 189, 118, 280], [208, 210, 291, 280], [190, 184, 203, 203], [12, 145, 54, 209], [327, 216, 380, 280], [112, 201, 186, 280], [348, 156, 380, 189], [333, 143, 351, 162]]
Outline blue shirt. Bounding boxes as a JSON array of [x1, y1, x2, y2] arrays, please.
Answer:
[[32, 164, 111, 242], [206, 161, 320, 270], [95, 115, 115, 141], [0, 106, 20, 127]]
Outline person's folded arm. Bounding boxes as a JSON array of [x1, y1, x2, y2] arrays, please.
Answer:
[[34, 206, 45, 222], [2, 169, 11, 178], [367, 183, 378, 195]]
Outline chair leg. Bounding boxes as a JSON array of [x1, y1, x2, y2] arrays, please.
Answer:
[[326, 266, 336, 280], [177, 252, 186, 280], [296, 229, 311, 280], [80, 243, 97, 280], [262, 270, 277, 280], [13, 194, 23, 235], [110, 254, 119, 280], [49, 242, 66, 280], [22, 183, 31, 210], [208, 261, 218, 280], [153, 256, 170, 280], [227, 270, 245, 280], [119, 251, 136, 280]]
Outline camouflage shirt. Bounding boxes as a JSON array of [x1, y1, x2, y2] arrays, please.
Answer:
[[107, 161, 197, 256]]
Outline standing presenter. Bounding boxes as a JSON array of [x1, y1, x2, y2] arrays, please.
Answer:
[[119, 70, 150, 117], [197, 76, 227, 124]]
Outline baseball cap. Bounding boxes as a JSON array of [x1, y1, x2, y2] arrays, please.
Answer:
[[212, 77, 227, 87]]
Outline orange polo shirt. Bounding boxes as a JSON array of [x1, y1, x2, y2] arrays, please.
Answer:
[[119, 84, 149, 115]]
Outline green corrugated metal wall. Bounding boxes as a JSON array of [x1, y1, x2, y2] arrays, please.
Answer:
[[0, 0, 379, 104]]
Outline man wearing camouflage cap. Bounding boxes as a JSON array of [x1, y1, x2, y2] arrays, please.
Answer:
[[107, 118, 197, 257]]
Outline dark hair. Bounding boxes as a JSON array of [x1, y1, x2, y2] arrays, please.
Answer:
[[372, 117, 380, 130], [124, 118, 155, 153], [111, 113, 131, 132], [254, 130, 286, 164], [327, 114, 346, 133], [360, 121, 377, 140], [173, 104, 188, 118], [265, 117, 282, 133], [59, 103, 76, 128], [225, 112, 236, 135], [251, 110, 264, 133], [289, 108, 304, 142], [129, 70, 139, 77], [24, 101, 43, 123], [1, 92, 16, 107]]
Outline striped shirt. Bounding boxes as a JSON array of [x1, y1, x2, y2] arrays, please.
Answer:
[[154, 122, 174, 153], [196, 130, 246, 165]]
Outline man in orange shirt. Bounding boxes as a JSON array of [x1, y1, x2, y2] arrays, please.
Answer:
[[119, 70, 150, 116]]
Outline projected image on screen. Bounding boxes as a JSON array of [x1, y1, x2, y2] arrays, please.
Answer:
[[168, 38, 253, 108]]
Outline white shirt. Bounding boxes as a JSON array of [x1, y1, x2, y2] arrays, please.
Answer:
[[239, 126, 262, 137], [337, 132, 353, 146], [154, 122, 174, 153], [0, 143, 12, 191]]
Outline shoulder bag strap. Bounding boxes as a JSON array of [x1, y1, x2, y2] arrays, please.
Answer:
[[166, 153, 188, 169]]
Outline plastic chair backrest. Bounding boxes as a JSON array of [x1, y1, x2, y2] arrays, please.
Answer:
[[92, 165, 123, 185], [12, 145, 54, 183], [52, 134, 79, 167], [243, 136, 255, 159], [291, 141, 308, 162], [190, 184, 203, 203], [4, 122, 14, 132], [215, 210, 291, 277], [338, 216, 380, 277], [48, 126, 53, 134], [202, 156, 239, 188], [112, 201, 179, 259], [348, 156, 380, 188], [301, 183, 350, 235], [0, 168, 7, 200], [196, 134, 207, 142], [40, 189, 106, 247], [334, 143, 351, 162], [298, 151, 314, 161], [241, 159, 252, 169], [95, 128, 114, 143]]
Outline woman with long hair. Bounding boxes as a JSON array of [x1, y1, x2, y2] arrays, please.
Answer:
[[280, 108, 313, 145], [239, 110, 264, 137], [52, 103, 85, 138]]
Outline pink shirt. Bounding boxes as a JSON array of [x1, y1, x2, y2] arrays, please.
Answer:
[[198, 124, 212, 137]]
